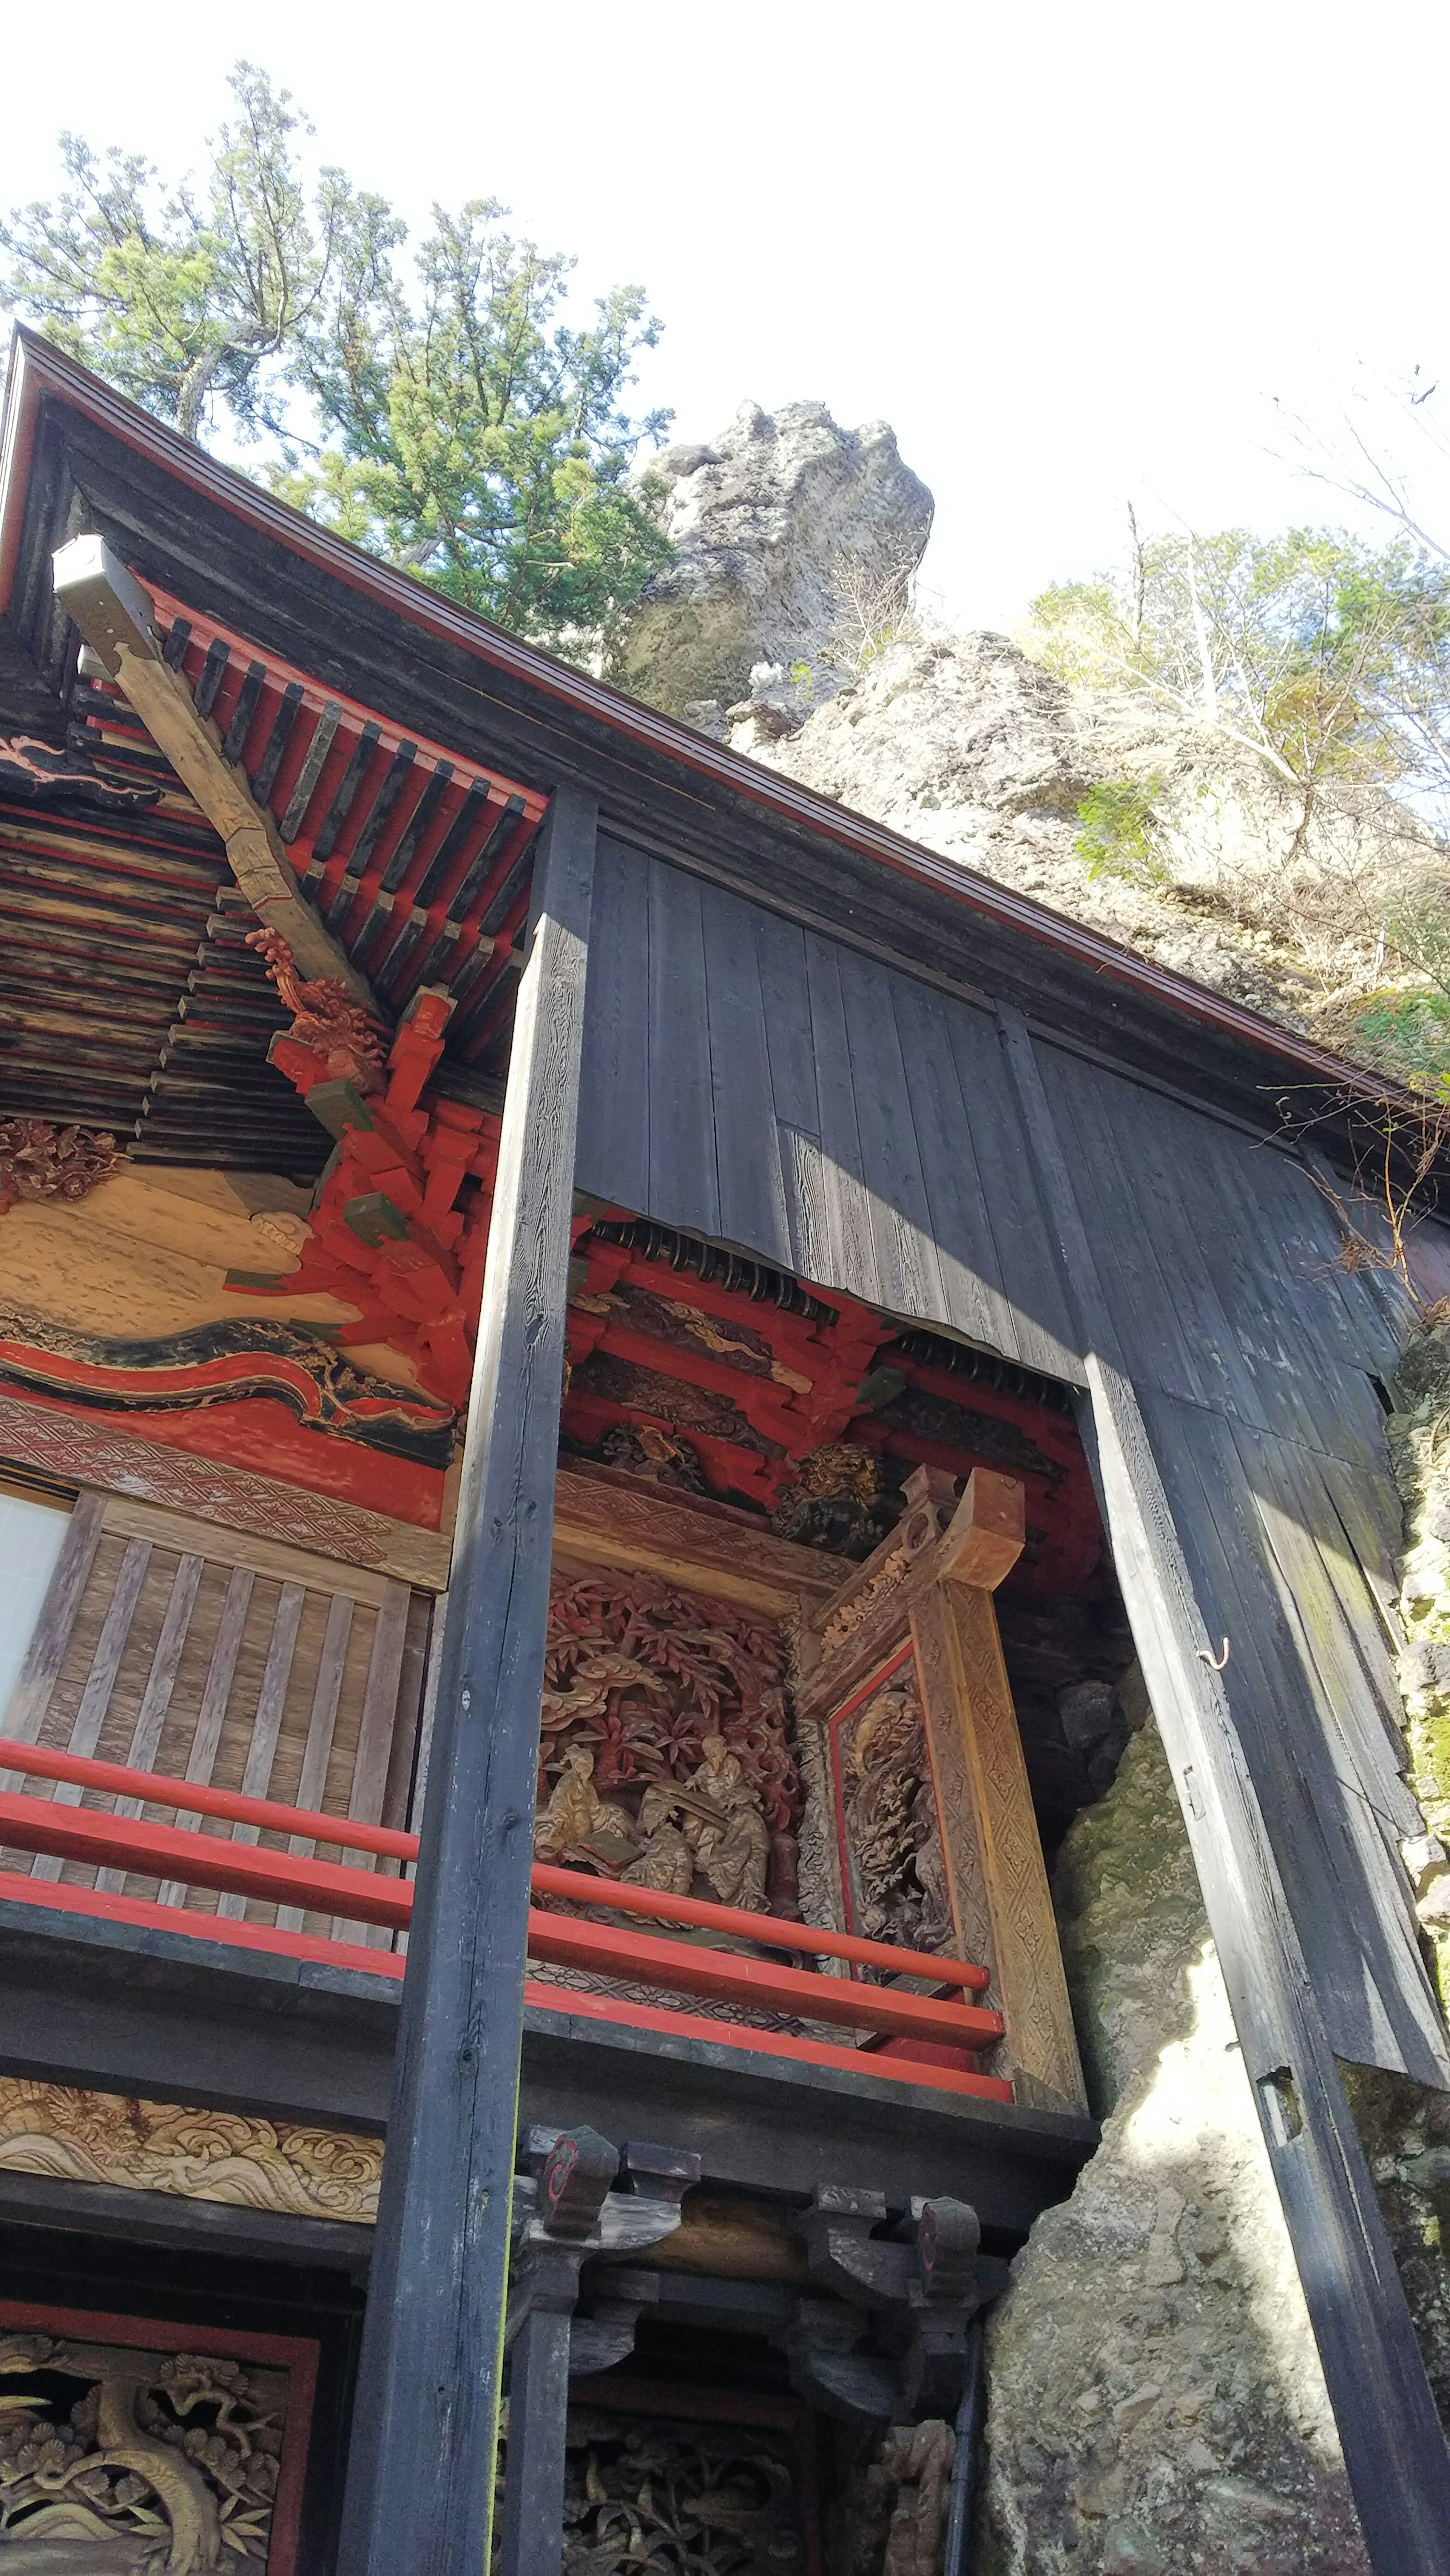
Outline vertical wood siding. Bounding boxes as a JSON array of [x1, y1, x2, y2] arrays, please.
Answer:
[[577, 838, 1442, 2082], [0, 1494, 430, 1947]]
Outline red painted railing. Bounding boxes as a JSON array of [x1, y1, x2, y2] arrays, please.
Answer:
[[0, 1736, 1010, 2102]]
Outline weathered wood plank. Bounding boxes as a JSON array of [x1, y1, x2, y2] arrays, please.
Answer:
[[331, 1582, 411, 1945], [701, 879, 791, 1270], [214, 1579, 306, 1921], [0, 1490, 105, 1762], [646, 855, 719, 1240], [93, 1550, 205, 1892], [575, 836, 649, 1216], [838, 949, 947, 1324], [338, 783, 597, 2576], [29, 1533, 154, 1879], [98, 1496, 402, 1605], [804, 928, 881, 1305], [890, 975, 1021, 1360], [274, 1590, 354, 1936], [910, 1578, 1086, 2114], [154, 1564, 255, 1909], [944, 1003, 1080, 1380]]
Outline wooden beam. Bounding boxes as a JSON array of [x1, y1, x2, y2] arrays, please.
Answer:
[[996, 1000, 1450, 2576], [51, 535, 375, 1007], [336, 786, 597, 2576]]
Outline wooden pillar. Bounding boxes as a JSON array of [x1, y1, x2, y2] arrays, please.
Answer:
[[996, 1000, 1450, 2576], [910, 1473, 1087, 2115], [497, 2302, 573, 2576], [336, 786, 597, 2576]]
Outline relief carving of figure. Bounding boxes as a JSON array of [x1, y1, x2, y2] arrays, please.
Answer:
[[535, 1573, 801, 1918], [680, 1735, 771, 1913], [533, 1746, 621, 1863], [620, 1787, 694, 1897]]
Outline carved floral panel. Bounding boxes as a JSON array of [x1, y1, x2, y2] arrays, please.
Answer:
[[557, 2405, 808, 2576], [827, 1654, 953, 1971], [0, 2300, 316, 2573]]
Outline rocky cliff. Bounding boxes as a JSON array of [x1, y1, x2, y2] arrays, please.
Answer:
[[619, 404, 1441, 1073]]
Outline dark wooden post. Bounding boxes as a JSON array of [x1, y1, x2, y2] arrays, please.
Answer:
[[997, 1001, 1450, 2576], [336, 785, 597, 2576], [496, 2284, 575, 2576]]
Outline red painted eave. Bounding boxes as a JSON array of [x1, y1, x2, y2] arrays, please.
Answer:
[[0, 325, 1422, 1116]]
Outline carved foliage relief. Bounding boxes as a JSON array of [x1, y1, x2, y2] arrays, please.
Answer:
[[537, 1574, 801, 1917], [557, 2408, 805, 2576], [829, 1661, 952, 1968], [0, 2304, 315, 2573]]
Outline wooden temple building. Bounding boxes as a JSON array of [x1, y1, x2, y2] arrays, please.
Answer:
[[0, 325, 1447, 2574]]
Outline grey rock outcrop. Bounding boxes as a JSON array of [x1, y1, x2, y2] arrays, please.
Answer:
[[611, 401, 933, 721], [979, 1719, 1371, 2575], [613, 399, 1443, 1057]]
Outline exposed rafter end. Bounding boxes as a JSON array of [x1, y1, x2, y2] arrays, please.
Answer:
[[51, 533, 378, 1014]]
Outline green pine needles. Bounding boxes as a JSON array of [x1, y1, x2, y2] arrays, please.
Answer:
[[0, 64, 674, 656]]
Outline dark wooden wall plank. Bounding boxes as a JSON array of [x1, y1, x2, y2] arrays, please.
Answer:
[[838, 948, 947, 1323], [701, 880, 791, 1267], [1146, 1386, 1445, 2080], [942, 1003, 1080, 1378], [803, 929, 882, 1306], [574, 837, 649, 1219], [646, 856, 719, 1240], [890, 976, 1022, 1359], [1237, 1424, 1415, 1828]]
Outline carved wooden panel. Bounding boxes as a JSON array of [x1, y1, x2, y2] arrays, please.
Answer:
[[822, 1650, 953, 1969], [548, 2391, 816, 2576], [0, 2297, 316, 2572], [0, 1493, 430, 1946], [0, 2078, 381, 2226], [536, 1568, 800, 1918]]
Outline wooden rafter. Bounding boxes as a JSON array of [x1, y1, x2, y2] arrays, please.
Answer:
[[51, 535, 376, 1008]]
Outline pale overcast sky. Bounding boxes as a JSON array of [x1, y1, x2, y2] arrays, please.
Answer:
[[5, 0, 1447, 631]]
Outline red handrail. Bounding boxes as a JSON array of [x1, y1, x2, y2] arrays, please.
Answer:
[[0, 1737, 990, 1990], [0, 1783, 1002, 2049], [0, 1738, 413, 1859]]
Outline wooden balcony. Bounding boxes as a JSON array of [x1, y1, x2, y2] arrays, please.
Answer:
[[0, 1735, 1010, 2103]]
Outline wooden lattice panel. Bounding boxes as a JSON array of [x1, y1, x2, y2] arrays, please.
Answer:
[[0, 1490, 430, 1943]]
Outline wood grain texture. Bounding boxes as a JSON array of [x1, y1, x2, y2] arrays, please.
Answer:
[[331, 1582, 410, 1945], [552, 1464, 850, 1615], [93, 1550, 205, 1891], [275, 1591, 353, 1935], [910, 1584, 1086, 2114], [0, 1489, 105, 1764], [99, 1497, 402, 1606], [214, 1580, 306, 1920], [338, 783, 597, 2576]]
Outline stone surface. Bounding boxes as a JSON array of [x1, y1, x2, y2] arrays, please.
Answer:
[[978, 1719, 1371, 2575], [611, 401, 933, 719], [612, 402, 1445, 1060]]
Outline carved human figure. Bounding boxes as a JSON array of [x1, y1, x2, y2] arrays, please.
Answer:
[[533, 1744, 615, 1858], [621, 1787, 695, 1896], [683, 1734, 770, 1912]]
